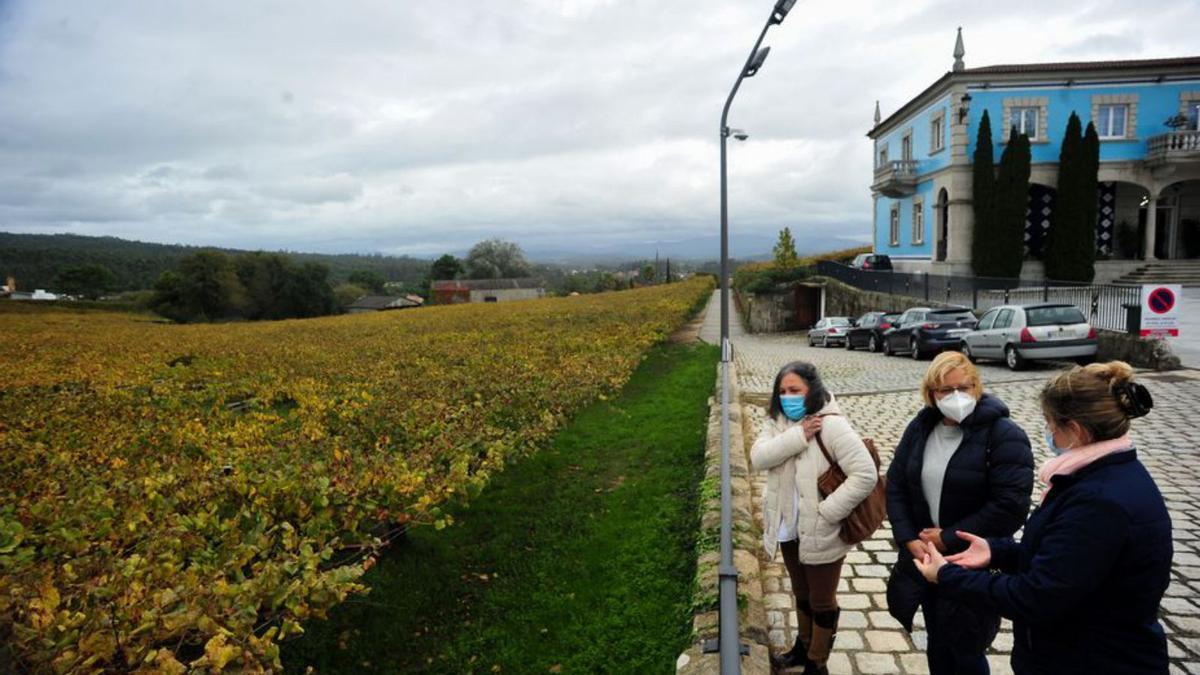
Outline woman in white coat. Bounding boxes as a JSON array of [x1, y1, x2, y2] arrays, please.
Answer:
[[751, 361, 878, 675]]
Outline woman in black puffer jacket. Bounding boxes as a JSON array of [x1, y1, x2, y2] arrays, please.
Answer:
[[886, 351, 1034, 675]]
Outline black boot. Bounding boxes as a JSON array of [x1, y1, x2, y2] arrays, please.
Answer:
[[771, 602, 813, 670]]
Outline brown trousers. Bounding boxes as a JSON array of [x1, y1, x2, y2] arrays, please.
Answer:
[[778, 540, 844, 614]]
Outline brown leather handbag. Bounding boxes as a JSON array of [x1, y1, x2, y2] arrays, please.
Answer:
[[813, 418, 887, 545]]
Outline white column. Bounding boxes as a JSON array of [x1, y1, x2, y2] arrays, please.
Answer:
[[1144, 197, 1158, 261]]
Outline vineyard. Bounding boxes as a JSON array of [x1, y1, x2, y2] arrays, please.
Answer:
[[0, 277, 713, 673]]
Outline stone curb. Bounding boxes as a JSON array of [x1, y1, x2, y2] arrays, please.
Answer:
[[676, 361, 771, 675]]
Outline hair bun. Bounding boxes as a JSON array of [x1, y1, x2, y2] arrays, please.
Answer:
[[1087, 360, 1134, 385], [1114, 381, 1153, 418]]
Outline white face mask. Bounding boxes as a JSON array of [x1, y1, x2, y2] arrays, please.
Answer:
[[936, 390, 977, 423]]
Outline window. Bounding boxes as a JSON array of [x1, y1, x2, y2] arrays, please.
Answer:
[[995, 309, 1014, 329], [1026, 306, 1087, 326], [1097, 104, 1128, 138], [901, 132, 913, 161], [930, 113, 945, 153], [1190, 102, 1200, 131], [878, 144, 889, 168], [977, 309, 998, 331], [1010, 107, 1039, 139], [889, 205, 900, 245], [912, 203, 925, 244]]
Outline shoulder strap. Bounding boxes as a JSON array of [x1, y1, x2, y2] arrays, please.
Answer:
[[814, 430, 838, 468]]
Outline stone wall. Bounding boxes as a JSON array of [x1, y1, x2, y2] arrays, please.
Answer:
[[735, 289, 797, 334], [821, 277, 953, 318], [675, 362, 771, 675]]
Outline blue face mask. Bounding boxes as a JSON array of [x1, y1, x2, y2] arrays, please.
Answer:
[[780, 395, 807, 421], [1044, 425, 1067, 456]]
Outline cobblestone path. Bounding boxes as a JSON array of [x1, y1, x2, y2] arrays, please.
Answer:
[[699, 291, 1200, 674]]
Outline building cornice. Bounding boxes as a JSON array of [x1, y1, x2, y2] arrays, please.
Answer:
[[868, 57, 1200, 140]]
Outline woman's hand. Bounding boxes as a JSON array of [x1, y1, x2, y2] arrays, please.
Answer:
[[912, 541, 947, 584], [945, 531, 992, 570], [905, 540, 926, 559], [918, 527, 946, 553], [800, 416, 823, 441]]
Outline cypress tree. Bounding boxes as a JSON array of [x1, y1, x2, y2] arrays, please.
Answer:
[[1080, 121, 1101, 279], [971, 110, 997, 276], [1044, 112, 1084, 281], [993, 127, 1032, 278]]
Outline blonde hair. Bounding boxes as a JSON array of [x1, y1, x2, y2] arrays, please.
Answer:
[[920, 351, 983, 408], [1040, 361, 1141, 441]]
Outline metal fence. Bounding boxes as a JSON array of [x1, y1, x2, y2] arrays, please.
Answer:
[[816, 260, 1141, 333]]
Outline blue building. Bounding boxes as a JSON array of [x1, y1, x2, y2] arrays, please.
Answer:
[[868, 30, 1200, 281]]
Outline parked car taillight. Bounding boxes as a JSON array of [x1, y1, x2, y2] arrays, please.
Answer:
[[828, 327, 839, 334], [1020, 327, 1036, 343], [879, 323, 891, 330], [1087, 326, 1097, 340], [863, 262, 871, 269], [921, 322, 938, 330]]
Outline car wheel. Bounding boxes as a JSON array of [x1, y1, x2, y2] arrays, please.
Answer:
[[1005, 345, 1027, 371], [868, 335, 878, 353], [808, 335, 815, 347], [845, 336, 854, 350], [882, 337, 893, 356], [963, 342, 977, 363], [910, 338, 923, 360], [822, 336, 830, 348]]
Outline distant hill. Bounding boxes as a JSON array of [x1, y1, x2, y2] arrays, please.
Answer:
[[0, 232, 434, 292]]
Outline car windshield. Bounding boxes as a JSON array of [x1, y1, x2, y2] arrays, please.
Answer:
[[1026, 306, 1086, 326], [828, 318, 851, 326]]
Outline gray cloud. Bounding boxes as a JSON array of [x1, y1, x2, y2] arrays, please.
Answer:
[[1, 0, 1197, 259]]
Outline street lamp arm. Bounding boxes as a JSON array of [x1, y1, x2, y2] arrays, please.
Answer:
[[719, 19, 774, 132]]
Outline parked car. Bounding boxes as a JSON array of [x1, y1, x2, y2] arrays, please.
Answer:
[[845, 311, 901, 352], [882, 306, 977, 360], [808, 316, 853, 347], [961, 303, 1098, 371], [849, 253, 894, 271]]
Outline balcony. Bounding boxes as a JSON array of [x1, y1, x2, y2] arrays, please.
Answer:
[[1147, 130, 1200, 165], [872, 159, 919, 197]]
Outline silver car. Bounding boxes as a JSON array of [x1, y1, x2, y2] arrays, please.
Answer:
[[961, 303, 1099, 371], [808, 317, 852, 347]]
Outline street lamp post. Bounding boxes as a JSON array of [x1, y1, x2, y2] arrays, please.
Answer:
[[714, 1, 797, 673]]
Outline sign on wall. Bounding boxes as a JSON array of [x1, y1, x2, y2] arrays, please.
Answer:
[[1140, 284, 1182, 337]]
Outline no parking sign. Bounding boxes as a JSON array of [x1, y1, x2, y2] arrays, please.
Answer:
[[1140, 284, 1182, 337]]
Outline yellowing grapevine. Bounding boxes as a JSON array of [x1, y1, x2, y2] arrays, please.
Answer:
[[0, 278, 713, 673]]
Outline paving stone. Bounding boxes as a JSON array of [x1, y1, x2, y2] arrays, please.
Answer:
[[855, 652, 899, 674], [987, 654, 1015, 675], [901, 653, 932, 674], [839, 593, 872, 610], [852, 578, 887, 593], [832, 630, 863, 651], [855, 564, 890, 578], [840, 611, 869, 629], [826, 652, 853, 675], [865, 630, 910, 652]]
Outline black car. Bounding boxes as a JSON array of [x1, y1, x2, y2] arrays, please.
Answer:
[[882, 306, 978, 360], [845, 311, 900, 352], [849, 253, 894, 271]]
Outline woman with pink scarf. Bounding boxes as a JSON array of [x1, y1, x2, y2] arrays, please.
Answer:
[[912, 361, 1171, 674]]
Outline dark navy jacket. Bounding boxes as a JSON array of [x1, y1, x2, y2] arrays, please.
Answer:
[[886, 394, 1034, 633], [939, 450, 1173, 675]]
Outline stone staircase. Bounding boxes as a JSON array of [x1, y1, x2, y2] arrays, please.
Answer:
[[1111, 260, 1200, 287]]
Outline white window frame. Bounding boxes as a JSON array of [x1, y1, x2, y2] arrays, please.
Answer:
[[901, 130, 913, 161], [929, 111, 945, 154], [912, 201, 925, 245], [1091, 94, 1138, 141], [889, 204, 900, 246], [1011, 107, 1040, 139], [1002, 97, 1048, 143], [878, 144, 889, 168], [1096, 104, 1129, 138]]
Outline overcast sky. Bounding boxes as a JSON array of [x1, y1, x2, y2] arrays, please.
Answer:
[[2, 1, 1197, 260]]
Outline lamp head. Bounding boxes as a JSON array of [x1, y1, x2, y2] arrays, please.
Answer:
[[731, 128, 749, 141], [771, 0, 798, 24], [743, 46, 771, 77]]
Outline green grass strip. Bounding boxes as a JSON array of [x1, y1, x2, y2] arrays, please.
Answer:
[[282, 341, 719, 673]]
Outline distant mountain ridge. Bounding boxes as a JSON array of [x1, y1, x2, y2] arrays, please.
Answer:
[[0, 232, 433, 292]]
